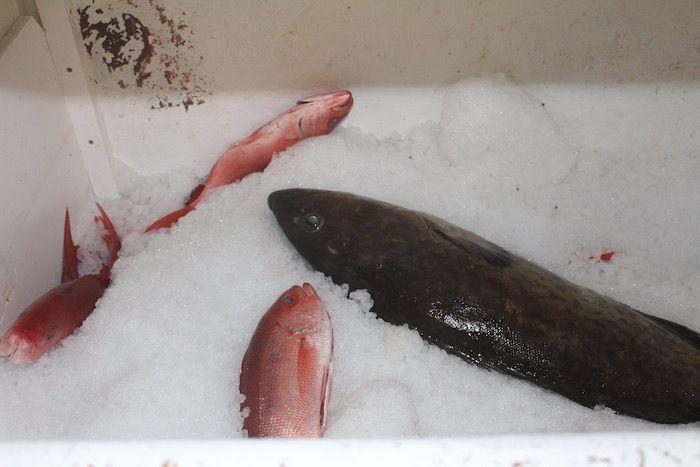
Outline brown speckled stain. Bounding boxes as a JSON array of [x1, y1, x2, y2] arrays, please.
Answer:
[[78, 4, 154, 86], [149, 0, 186, 47], [163, 69, 176, 85], [76, 0, 209, 112]]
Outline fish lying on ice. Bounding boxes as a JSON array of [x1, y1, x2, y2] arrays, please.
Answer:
[[268, 188, 700, 424], [239, 283, 333, 437], [145, 90, 354, 232], [1, 205, 121, 364]]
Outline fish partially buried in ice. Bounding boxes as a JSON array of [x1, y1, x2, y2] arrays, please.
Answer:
[[145, 90, 354, 232], [268, 189, 700, 424], [1, 205, 121, 364], [239, 283, 333, 437]]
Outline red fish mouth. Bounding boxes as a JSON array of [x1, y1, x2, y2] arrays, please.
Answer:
[[0, 329, 37, 363], [332, 91, 353, 110], [286, 283, 319, 298], [301, 283, 319, 298]]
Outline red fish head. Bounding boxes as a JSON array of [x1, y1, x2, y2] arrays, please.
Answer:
[[292, 90, 353, 137], [274, 283, 331, 338], [0, 328, 38, 364]]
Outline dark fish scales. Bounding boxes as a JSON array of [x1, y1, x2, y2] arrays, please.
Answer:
[[268, 188, 700, 424]]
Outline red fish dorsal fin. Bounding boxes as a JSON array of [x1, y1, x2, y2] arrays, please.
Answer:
[[185, 183, 205, 205], [95, 203, 121, 280], [61, 208, 80, 283], [145, 182, 205, 233]]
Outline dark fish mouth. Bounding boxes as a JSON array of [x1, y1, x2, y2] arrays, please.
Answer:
[[267, 189, 292, 215], [268, 189, 309, 211], [268, 189, 335, 218], [268, 189, 299, 234]]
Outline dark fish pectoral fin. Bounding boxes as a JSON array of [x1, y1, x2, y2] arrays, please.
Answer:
[[639, 311, 700, 351], [472, 242, 512, 268], [428, 221, 512, 268]]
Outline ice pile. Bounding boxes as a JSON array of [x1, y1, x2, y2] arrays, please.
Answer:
[[0, 75, 697, 439]]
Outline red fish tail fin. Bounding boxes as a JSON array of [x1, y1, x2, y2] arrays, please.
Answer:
[[62, 208, 80, 283], [95, 203, 121, 279], [144, 204, 195, 233]]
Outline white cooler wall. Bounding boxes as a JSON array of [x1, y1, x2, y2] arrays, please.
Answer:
[[0, 16, 94, 334], [0, 1, 20, 38], [57, 0, 699, 176]]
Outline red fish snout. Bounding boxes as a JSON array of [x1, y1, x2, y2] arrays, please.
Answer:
[[301, 283, 319, 298], [0, 329, 37, 364], [330, 91, 353, 113], [297, 90, 353, 108], [331, 90, 352, 105]]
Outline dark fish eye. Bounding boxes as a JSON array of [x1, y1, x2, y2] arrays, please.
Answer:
[[331, 117, 339, 125], [300, 213, 324, 233], [283, 295, 294, 304]]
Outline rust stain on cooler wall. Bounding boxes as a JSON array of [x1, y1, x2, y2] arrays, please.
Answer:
[[75, 0, 210, 111]]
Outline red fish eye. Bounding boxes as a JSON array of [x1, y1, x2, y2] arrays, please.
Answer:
[[331, 117, 339, 125], [282, 295, 295, 305]]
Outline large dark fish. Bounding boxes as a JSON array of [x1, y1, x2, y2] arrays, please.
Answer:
[[268, 188, 700, 424]]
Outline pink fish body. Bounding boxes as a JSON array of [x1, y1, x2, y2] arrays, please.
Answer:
[[145, 90, 353, 232], [239, 283, 333, 438], [0, 205, 121, 364]]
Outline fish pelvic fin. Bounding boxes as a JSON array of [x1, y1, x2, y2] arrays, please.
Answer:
[[95, 203, 121, 281], [62, 208, 80, 283], [319, 361, 332, 434], [145, 204, 196, 233]]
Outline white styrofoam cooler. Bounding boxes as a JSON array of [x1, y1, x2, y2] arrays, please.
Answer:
[[0, 1, 698, 465]]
